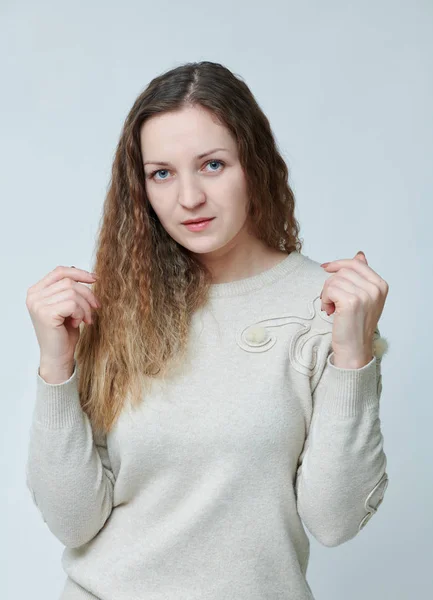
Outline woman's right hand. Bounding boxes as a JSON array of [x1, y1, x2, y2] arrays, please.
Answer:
[[26, 266, 100, 367]]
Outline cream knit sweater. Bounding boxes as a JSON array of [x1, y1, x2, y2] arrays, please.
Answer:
[[25, 251, 389, 600]]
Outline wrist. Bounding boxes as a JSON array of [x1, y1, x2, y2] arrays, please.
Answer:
[[331, 353, 373, 369], [39, 358, 75, 384]]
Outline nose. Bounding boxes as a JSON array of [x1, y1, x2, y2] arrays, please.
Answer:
[[178, 174, 206, 209]]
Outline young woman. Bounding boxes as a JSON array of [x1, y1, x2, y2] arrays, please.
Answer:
[[25, 61, 389, 600]]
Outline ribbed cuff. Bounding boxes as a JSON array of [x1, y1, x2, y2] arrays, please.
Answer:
[[317, 352, 379, 417], [34, 361, 84, 428]]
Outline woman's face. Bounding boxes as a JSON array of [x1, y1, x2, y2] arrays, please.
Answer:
[[140, 105, 252, 259]]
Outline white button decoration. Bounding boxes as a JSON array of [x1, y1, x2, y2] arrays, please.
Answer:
[[373, 335, 389, 359], [245, 325, 268, 344]]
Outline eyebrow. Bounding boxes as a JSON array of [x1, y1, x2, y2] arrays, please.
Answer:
[[143, 148, 230, 167]]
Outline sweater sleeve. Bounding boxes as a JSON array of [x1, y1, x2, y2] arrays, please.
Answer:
[[294, 326, 389, 547], [25, 361, 116, 549]]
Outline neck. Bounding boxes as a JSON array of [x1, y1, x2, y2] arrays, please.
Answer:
[[195, 232, 287, 284]]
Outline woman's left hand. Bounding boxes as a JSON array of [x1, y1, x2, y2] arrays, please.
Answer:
[[320, 251, 389, 369]]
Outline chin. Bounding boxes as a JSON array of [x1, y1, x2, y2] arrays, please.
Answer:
[[183, 244, 219, 255]]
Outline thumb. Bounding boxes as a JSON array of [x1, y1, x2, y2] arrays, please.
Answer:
[[355, 250, 368, 265]]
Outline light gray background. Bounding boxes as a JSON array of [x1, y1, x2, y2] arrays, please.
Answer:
[[2, 0, 432, 598]]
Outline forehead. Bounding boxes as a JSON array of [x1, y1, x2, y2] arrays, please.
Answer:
[[140, 106, 236, 156]]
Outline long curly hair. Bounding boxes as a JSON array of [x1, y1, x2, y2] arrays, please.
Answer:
[[75, 60, 303, 437]]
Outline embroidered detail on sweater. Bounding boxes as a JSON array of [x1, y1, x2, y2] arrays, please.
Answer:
[[236, 295, 389, 380], [236, 295, 333, 378], [358, 471, 389, 531]]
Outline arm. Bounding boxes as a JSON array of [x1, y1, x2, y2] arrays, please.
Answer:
[[295, 327, 389, 547], [25, 361, 115, 548]]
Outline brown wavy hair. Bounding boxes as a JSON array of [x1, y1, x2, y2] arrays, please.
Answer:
[[75, 60, 303, 437]]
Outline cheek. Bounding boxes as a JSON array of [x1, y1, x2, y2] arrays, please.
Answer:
[[146, 186, 167, 216], [220, 168, 249, 203], [153, 206, 170, 226]]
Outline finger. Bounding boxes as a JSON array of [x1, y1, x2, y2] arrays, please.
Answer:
[[29, 265, 97, 294], [322, 259, 384, 288], [323, 268, 381, 303], [354, 252, 368, 265], [44, 289, 94, 325], [37, 278, 100, 309], [321, 278, 371, 313]]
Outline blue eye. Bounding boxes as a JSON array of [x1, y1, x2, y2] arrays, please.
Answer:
[[206, 160, 224, 171], [152, 169, 169, 180], [148, 159, 224, 182]]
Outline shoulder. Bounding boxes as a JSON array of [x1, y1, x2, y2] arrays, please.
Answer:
[[285, 251, 333, 300], [296, 251, 331, 280]]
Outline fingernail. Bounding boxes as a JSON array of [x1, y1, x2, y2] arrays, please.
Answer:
[[321, 262, 330, 268], [91, 272, 98, 278]]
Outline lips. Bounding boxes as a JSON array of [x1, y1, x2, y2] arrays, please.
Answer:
[[182, 217, 214, 225]]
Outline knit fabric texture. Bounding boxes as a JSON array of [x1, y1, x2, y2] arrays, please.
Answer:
[[25, 251, 389, 600]]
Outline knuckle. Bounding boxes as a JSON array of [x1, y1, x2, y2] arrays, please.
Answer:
[[348, 294, 360, 308], [371, 285, 381, 300], [360, 289, 370, 302], [64, 288, 77, 303]]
